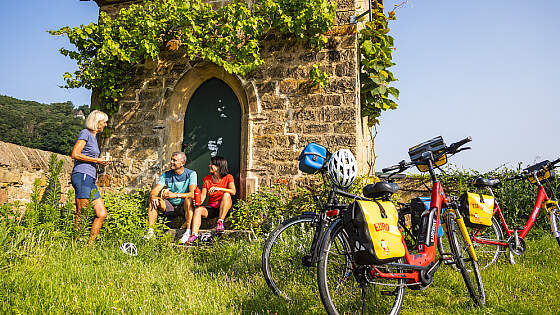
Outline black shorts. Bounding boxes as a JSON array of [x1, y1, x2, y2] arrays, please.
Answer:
[[205, 206, 220, 219], [162, 199, 185, 218]]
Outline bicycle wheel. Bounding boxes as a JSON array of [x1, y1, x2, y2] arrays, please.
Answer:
[[446, 212, 486, 306], [470, 216, 504, 269], [550, 207, 560, 247], [317, 220, 405, 315], [262, 213, 319, 300]]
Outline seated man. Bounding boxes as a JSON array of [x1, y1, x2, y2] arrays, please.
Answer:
[[186, 156, 236, 243], [145, 152, 197, 243]]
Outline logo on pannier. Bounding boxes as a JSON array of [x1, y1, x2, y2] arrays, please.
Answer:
[[471, 202, 480, 209], [380, 239, 390, 256], [374, 223, 390, 232]]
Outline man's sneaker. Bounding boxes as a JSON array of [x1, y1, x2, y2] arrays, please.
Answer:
[[144, 228, 154, 240], [186, 234, 198, 244], [179, 231, 191, 244], [216, 220, 224, 233]]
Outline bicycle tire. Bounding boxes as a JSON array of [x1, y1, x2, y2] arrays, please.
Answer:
[[470, 215, 504, 269], [550, 208, 560, 247], [446, 212, 486, 306], [262, 213, 319, 300], [317, 219, 405, 315]]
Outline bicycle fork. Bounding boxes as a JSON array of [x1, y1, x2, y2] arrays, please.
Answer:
[[444, 209, 478, 262], [544, 200, 560, 239]]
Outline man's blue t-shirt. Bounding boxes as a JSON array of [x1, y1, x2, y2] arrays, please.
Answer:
[[72, 129, 100, 178], [158, 169, 197, 205]]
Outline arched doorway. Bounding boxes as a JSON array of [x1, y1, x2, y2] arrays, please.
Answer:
[[182, 78, 241, 191]]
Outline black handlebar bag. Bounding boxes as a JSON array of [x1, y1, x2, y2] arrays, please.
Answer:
[[343, 200, 405, 265]]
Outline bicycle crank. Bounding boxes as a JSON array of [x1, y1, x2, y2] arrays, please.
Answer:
[[507, 235, 527, 255]]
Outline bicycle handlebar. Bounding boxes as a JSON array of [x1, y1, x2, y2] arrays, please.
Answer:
[[381, 136, 472, 175], [445, 136, 472, 155]]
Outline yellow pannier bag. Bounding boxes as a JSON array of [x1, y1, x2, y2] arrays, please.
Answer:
[[459, 192, 494, 229], [343, 200, 406, 265]]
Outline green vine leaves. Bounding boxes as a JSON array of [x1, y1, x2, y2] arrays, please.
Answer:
[[359, 7, 399, 126], [48, 0, 336, 115]]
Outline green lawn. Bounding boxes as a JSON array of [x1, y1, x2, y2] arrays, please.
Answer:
[[1, 234, 559, 314]]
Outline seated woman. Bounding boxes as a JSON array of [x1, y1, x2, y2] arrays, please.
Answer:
[[186, 156, 236, 243]]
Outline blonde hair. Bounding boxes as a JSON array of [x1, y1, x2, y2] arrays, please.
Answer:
[[85, 110, 108, 131]]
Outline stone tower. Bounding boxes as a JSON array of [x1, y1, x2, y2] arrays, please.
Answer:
[[87, 0, 376, 198]]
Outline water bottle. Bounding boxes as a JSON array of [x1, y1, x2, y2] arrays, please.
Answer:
[[194, 187, 201, 206]]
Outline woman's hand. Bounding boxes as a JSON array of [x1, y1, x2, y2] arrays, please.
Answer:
[[208, 186, 221, 194], [97, 158, 110, 166]]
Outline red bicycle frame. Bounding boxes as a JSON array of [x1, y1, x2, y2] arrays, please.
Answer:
[[472, 185, 550, 246], [371, 181, 447, 283]]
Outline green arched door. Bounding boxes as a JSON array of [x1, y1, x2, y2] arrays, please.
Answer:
[[182, 78, 241, 191]]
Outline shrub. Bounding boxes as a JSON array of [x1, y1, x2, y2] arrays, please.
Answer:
[[101, 189, 167, 242], [416, 164, 560, 231]]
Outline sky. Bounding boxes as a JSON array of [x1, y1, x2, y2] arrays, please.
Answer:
[[0, 0, 559, 173], [376, 0, 560, 172]]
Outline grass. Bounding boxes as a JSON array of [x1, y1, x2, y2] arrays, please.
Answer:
[[0, 233, 559, 314]]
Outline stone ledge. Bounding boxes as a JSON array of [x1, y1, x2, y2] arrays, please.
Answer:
[[167, 228, 255, 244]]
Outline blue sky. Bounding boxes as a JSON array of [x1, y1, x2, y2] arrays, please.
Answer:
[[0, 0, 558, 172]]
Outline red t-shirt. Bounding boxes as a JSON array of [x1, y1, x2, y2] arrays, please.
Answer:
[[203, 174, 234, 205]]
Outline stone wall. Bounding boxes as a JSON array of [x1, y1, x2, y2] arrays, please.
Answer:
[[95, 0, 375, 198], [0, 141, 73, 206]]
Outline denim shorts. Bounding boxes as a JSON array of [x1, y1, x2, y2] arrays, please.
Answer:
[[71, 173, 101, 200]]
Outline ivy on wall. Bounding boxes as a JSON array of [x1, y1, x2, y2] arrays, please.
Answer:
[[49, 0, 336, 115], [51, 0, 399, 126], [359, 3, 399, 126]]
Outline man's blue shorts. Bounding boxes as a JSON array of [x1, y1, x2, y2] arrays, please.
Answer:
[[71, 173, 101, 200]]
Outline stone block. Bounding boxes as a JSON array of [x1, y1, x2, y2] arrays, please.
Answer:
[[326, 77, 355, 93], [335, 10, 354, 26], [140, 136, 161, 148], [268, 66, 289, 79], [299, 52, 316, 62], [278, 79, 299, 95], [256, 81, 277, 94], [253, 136, 275, 149], [335, 62, 356, 77], [97, 174, 112, 187], [270, 149, 299, 162], [325, 135, 356, 148], [260, 94, 285, 110], [326, 107, 357, 121], [341, 93, 357, 107], [333, 122, 356, 134], [277, 163, 299, 176], [258, 123, 284, 135], [293, 108, 321, 121], [0, 169, 22, 184], [336, 0, 355, 11], [328, 50, 341, 62], [304, 123, 333, 134], [299, 135, 325, 146], [0, 188, 8, 204], [138, 88, 161, 102]]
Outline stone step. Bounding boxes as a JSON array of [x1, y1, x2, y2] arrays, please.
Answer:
[[166, 228, 254, 244]]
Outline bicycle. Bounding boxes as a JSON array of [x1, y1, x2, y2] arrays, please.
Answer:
[[316, 136, 486, 315], [466, 158, 560, 269], [262, 171, 366, 300]]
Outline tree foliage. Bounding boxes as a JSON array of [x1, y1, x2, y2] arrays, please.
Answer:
[[49, 0, 336, 115], [0, 95, 86, 155], [359, 4, 399, 126]]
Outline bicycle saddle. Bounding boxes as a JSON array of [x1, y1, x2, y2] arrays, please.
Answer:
[[473, 177, 501, 188], [362, 182, 399, 199]]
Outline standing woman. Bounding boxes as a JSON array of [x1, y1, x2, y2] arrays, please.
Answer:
[[71, 110, 110, 245]]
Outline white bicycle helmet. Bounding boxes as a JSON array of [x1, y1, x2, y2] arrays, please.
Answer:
[[327, 149, 357, 189]]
